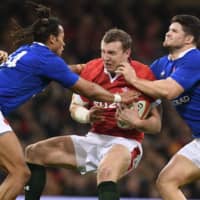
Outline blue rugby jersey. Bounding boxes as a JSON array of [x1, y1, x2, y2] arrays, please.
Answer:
[[151, 48, 200, 137], [0, 42, 79, 115]]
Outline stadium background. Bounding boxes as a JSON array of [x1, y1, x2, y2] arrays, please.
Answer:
[[0, 0, 200, 199]]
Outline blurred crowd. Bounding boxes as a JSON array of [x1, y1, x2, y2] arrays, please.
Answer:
[[0, 0, 200, 198]]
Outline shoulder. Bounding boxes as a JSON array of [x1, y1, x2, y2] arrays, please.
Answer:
[[151, 55, 168, 67], [187, 48, 200, 56], [184, 49, 200, 64], [85, 58, 103, 69], [81, 58, 104, 78], [174, 49, 200, 71]]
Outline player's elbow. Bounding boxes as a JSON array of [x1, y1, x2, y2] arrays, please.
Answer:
[[160, 78, 183, 100], [164, 92, 177, 100], [159, 90, 175, 100]]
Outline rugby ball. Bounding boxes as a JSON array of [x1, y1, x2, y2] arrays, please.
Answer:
[[117, 98, 151, 129]]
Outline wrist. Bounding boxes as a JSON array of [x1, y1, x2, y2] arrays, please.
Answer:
[[72, 107, 90, 124]]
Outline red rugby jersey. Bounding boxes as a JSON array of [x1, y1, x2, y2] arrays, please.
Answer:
[[80, 58, 156, 142]]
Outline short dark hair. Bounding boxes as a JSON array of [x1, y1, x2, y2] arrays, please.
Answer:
[[171, 15, 200, 46], [102, 28, 132, 51], [11, 1, 61, 48]]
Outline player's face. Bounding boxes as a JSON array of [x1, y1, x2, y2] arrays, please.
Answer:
[[163, 22, 190, 49], [51, 25, 65, 56], [101, 41, 130, 73]]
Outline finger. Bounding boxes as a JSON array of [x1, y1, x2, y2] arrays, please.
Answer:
[[115, 108, 120, 117]]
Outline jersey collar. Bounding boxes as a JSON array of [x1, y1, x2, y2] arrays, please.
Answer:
[[103, 67, 121, 83], [33, 42, 47, 47], [168, 47, 196, 61]]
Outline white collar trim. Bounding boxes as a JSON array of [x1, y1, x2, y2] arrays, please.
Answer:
[[168, 47, 196, 60], [104, 67, 120, 83]]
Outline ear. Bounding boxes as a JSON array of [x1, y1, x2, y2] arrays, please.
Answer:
[[48, 34, 57, 44], [125, 48, 131, 58], [185, 34, 194, 45]]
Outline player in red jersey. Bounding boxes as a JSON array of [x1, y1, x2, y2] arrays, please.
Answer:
[[24, 28, 161, 200]]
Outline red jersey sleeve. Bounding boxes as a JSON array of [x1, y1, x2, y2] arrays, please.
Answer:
[[79, 58, 104, 105]]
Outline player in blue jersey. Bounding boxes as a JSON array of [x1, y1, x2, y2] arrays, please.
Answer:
[[0, 3, 135, 200], [116, 14, 200, 200]]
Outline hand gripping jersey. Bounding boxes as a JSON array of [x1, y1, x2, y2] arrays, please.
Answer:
[[80, 58, 155, 142], [151, 48, 200, 137], [0, 42, 79, 116]]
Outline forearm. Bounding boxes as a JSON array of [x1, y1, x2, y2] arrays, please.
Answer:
[[70, 104, 90, 124], [78, 82, 114, 102], [130, 77, 184, 100], [131, 108, 161, 134], [71, 77, 123, 103], [130, 78, 169, 99]]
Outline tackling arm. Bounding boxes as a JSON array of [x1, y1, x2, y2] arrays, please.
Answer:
[[115, 62, 184, 100], [70, 76, 135, 104], [130, 77, 184, 100]]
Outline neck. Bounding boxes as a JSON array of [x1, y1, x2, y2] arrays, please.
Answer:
[[169, 44, 196, 60]]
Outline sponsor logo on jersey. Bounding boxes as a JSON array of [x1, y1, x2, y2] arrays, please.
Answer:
[[93, 101, 119, 109], [172, 95, 190, 106]]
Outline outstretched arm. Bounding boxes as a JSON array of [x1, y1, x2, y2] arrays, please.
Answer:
[[115, 62, 184, 100], [70, 76, 138, 104]]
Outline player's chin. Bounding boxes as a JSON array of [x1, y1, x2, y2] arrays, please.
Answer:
[[163, 41, 168, 47], [105, 65, 115, 73], [57, 50, 63, 56], [163, 40, 172, 48]]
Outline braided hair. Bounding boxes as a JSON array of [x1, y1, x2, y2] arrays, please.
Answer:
[[11, 1, 61, 49]]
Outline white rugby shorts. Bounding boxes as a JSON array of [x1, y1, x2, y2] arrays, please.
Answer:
[[0, 111, 12, 135], [70, 132, 143, 174], [177, 138, 200, 168]]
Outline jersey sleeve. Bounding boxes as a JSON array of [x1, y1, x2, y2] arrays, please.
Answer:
[[170, 59, 200, 91], [150, 59, 161, 79], [150, 56, 170, 80], [78, 59, 103, 105], [40, 57, 79, 88], [145, 66, 156, 81]]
